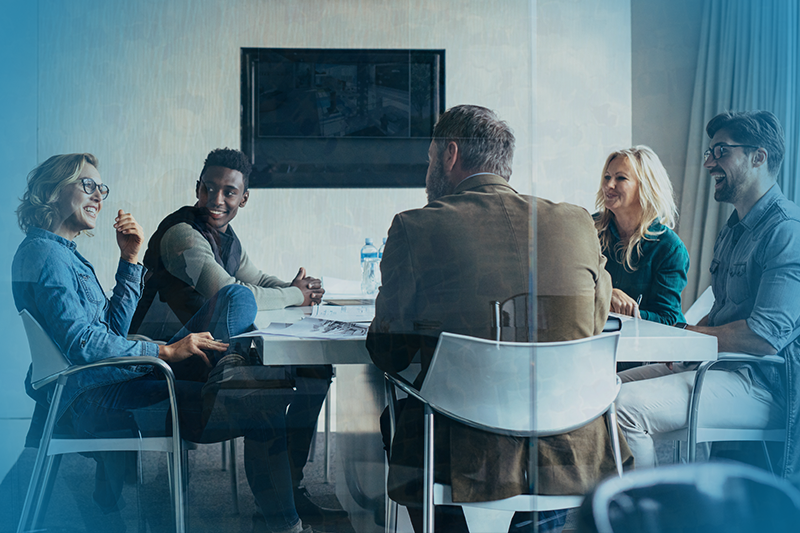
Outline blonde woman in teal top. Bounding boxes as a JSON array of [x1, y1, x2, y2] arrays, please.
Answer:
[[594, 146, 689, 325]]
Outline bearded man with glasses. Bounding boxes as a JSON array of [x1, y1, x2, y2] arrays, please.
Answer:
[[615, 110, 800, 487]]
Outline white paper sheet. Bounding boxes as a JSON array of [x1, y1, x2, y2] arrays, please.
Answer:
[[311, 304, 375, 323], [320, 277, 361, 297], [233, 318, 368, 340]]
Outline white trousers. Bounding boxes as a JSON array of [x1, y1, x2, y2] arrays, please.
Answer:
[[615, 363, 784, 468]]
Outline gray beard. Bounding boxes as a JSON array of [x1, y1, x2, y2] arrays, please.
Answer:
[[426, 161, 451, 203]]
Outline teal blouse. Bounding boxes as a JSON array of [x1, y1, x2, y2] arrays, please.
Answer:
[[597, 217, 690, 325]]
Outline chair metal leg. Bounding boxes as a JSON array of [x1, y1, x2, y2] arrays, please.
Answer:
[[423, 406, 434, 533], [229, 439, 239, 514], [687, 362, 714, 462], [673, 440, 683, 464], [30, 453, 57, 528], [30, 453, 63, 531], [384, 379, 399, 533], [606, 404, 624, 476], [324, 387, 332, 483], [168, 418, 185, 533], [761, 441, 775, 475], [136, 450, 146, 533], [385, 495, 398, 533], [18, 379, 66, 533], [221, 441, 227, 471]]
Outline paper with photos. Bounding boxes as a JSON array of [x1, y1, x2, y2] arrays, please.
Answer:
[[234, 318, 368, 340]]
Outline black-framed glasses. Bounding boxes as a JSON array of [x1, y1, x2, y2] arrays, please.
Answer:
[[80, 178, 109, 199], [703, 143, 759, 162]]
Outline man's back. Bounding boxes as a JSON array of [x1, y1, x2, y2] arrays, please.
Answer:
[[371, 173, 610, 377], [369, 173, 622, 505]]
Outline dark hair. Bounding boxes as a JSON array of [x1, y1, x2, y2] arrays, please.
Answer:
[[706, 111, 785, 176], [17, 153, 99, 234], [432, 105, 515, 180], [201, 148, 253, 189]]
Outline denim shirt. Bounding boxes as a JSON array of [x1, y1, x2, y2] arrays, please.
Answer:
[[708, 184, 800, 398], [12, 227, 160, 420]]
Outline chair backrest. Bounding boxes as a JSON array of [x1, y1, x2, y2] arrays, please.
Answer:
[[418, 331, 620, 436], [491, 293, 531, 342], [577, 461, 800, 533], [685, 285, 714, 326], [491, 293, 621, 340], [20, 310, 70, 389]]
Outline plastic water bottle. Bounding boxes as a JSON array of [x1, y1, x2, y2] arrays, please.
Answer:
[[378, 237, 386, 260], [360, 238, 379, 295], [376, 238, 386, 287]]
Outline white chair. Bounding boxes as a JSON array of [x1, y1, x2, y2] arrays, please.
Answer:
[[656, 286, 787, 469], [386, 331, 624, 533], [657, 352, 787, 468], [17, 310, 186, 533]]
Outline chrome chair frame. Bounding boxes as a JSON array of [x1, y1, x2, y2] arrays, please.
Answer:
[[18, 310, 185, 533], [386, 330, 624, 533], [659, 352, 787, 469]]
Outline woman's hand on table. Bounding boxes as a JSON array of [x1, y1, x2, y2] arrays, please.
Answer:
[[610, 288, 641, 319], [114, 210, 144, 264], [292, 267, 325, 306], [158, 332, 228, 367]]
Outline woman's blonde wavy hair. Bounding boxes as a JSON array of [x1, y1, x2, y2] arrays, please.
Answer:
[[17, 153, 99, 235], [594, 146, 677, 271]]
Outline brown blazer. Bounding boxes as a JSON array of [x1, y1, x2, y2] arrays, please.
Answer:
[[367, 173, 633, 505]]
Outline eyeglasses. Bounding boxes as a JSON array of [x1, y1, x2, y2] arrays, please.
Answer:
[[80, 178, 109, 199], [703, 143, 759, 162]]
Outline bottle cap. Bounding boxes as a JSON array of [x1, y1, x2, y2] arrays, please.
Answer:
[[365, 238, 373, 244]]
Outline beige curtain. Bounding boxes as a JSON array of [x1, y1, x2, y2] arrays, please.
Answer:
[[678, 0, 800, 307]]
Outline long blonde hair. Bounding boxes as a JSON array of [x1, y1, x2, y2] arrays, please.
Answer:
[[594, 146, 677, 271]]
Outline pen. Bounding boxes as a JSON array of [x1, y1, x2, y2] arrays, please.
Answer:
[[635, 294, 643, 306]]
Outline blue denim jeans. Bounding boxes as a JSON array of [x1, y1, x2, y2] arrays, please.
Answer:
[[164, 284, 258, 380], [286, 365, 334, 487], [69, 285, 302, 533]]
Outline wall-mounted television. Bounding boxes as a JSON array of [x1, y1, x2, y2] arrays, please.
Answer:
[[241, 48, 445, 188]]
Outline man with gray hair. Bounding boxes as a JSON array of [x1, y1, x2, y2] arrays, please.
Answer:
[[368, 105, 631, 533]]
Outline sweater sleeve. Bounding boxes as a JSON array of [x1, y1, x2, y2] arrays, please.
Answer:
[[160, 223, 303, 310], [235, 249, 304, 309], [639, 237, 689, 325]]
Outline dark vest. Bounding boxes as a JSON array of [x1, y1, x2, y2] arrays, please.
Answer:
[[130, 206, 242, 333]]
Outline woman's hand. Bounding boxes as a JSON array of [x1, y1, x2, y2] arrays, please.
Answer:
[[291, 267, 325, 306], [158, 332, 228, 367], [114, 210, 144, 264], [610, 288, 641, 318]]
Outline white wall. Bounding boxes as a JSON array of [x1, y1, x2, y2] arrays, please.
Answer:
[[632, 0, 705, 211], [32, 0, 632, 289], [536, 0, 632, 208], [35, 0, 536, 288]]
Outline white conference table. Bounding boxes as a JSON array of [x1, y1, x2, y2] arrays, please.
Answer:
[[251, 306, 717, 533], [252, 308, 718, 364]]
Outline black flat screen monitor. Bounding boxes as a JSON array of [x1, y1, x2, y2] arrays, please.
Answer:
[[241, 48, 445, 188]]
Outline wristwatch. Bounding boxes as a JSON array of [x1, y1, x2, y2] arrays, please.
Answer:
[[673, 322, 688, 329]]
